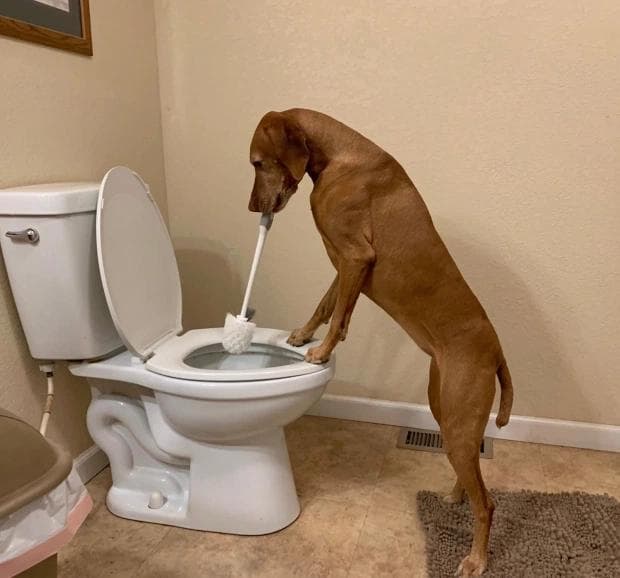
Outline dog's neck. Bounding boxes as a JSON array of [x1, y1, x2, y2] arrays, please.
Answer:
[[304, 141, 330, 183], [285, 108, 370, 184]]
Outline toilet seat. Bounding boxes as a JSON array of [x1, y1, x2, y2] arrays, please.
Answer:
[[146, 327, 324, 382], [97, 166, 182, 360]]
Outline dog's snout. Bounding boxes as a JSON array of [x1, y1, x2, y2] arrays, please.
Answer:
[[248, 181, 265, 212], [248, 195, 274, 213], [248, 196, 261, 212], [248, 179, 281, 213]]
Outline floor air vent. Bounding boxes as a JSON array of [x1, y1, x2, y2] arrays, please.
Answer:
[[397, 427, 493, 458]]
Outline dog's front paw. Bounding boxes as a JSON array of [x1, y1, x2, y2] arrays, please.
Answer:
[[305, 345, 330, 364], [287, 328, 313, 347], [456, 555, 486, 577]]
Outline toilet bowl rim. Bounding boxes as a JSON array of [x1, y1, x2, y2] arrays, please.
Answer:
[[145, 327, 329, 383], [70, 351, 334, 401]]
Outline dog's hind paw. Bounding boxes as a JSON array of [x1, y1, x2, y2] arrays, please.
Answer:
[[443, 492, 465, 505], [443, 484, 465, 504], [456, 555, 486, 576]]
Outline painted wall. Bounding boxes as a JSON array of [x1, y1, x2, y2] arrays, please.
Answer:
[[0, 0, 167, 456], [154, 0, 619, 426]]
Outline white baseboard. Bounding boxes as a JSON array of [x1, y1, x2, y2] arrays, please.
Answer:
[[74, 444, 109, 484], [307, 394, 620, 453]]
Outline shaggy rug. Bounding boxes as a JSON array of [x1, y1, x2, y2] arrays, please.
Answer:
[[417, 490, 619, 577]]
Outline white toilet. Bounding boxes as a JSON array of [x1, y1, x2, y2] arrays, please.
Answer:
[[0, 166, 334, 535]]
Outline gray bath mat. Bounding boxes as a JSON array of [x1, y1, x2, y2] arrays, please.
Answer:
[[417, 490, 620, 577]]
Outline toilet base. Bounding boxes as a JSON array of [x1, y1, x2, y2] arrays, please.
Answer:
[[87, 393, 301, 535], [116, 427, 300, 535], [71, 344, 333, 534]]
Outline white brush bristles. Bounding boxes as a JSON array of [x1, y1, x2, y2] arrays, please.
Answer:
[[222, 313, 256, 354]]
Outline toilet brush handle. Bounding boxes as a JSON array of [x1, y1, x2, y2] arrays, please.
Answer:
[[239, 213, 273, 319]]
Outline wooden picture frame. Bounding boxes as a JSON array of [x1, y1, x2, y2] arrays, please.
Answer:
[[0, 0, 92, 56]]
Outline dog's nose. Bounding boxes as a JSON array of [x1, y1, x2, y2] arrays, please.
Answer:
[[248, 197, 260, 212]]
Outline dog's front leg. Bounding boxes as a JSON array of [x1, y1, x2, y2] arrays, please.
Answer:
[[288, 275, 339, 346], [305, 254, 373, 364]]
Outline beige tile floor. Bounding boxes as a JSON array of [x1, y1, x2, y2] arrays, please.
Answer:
[[58, 416, 620, 577]]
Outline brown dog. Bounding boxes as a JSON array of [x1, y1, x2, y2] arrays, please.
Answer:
[[248, 108, 513, 576]]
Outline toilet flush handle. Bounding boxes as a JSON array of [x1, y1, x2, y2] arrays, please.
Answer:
[[5, 228, 40, 243]]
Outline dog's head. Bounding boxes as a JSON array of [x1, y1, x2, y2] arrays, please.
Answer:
[[248, 111, 309, 213]]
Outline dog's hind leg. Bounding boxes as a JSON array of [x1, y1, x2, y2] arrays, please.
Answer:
[[288, 275, 339, 346], [428, 358, 466, 504], [444, 479, 466, 504], [428, 357, 441, 424], [440, 362, 496, 577]]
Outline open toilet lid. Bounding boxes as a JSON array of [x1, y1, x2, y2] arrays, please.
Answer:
[[97, 166, 182, 359]]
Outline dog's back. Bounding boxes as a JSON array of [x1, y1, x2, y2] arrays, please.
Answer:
[[289, 109, 501, 360]]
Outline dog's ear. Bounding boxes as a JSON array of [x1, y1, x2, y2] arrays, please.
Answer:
[[263, 113, 309, 181]]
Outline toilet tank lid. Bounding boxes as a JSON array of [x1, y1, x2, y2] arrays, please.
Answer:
[[0, 182, 99, 216]]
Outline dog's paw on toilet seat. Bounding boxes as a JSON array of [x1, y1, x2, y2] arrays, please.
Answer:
[[287, 328, 313, 347], [304, 346, 330, 364]]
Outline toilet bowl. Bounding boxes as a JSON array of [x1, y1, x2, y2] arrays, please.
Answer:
[[0, 167, 334, 535], [71, 330, 333, 535]]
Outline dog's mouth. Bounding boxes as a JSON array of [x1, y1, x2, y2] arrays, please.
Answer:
[[272, 190, 292, 213]]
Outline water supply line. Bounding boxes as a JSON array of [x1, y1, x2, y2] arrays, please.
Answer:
[[38, 363, 55, 436]]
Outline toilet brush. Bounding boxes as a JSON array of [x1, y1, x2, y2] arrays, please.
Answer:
[[222, 212, 274, 354]]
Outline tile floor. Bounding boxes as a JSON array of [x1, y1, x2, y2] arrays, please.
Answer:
[[58, 416, 620, 577]]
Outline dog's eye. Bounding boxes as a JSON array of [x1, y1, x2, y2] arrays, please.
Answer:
[[252, 160, 263, 168]]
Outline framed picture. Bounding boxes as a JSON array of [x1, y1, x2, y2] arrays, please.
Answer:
[[0, 0, 92, 56]]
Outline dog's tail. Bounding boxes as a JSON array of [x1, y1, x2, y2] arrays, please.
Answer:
[[495, 357, 514, 428]]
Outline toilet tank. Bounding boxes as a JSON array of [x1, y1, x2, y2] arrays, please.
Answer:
[[0, 182, 123, 360]]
